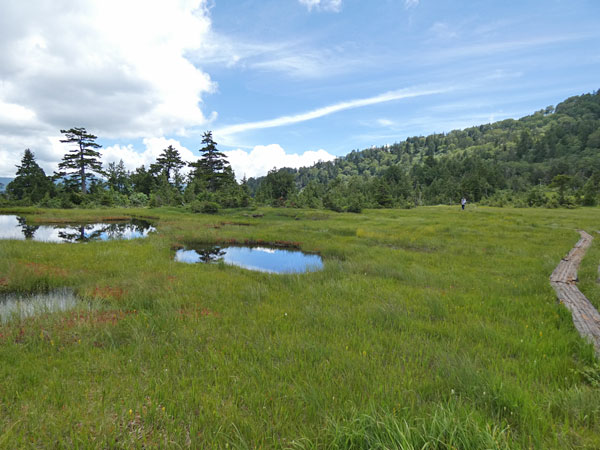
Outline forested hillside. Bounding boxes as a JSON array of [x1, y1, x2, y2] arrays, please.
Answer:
[[250, 90, 600, 210]]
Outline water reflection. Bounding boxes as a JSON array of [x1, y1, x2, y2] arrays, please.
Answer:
[[175, 244, 323, 274], [17, 216, 39, 239], [0, 288, 80, 323], [0, 215, 155, 243]]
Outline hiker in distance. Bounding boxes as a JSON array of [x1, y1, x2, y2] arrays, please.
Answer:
[[461, 197, 467, 210]]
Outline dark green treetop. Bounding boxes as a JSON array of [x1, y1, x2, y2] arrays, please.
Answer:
[[56, 127, 103, 194], [6, 149, 53, 203], [189, 131, 231, 192], [150, 145, 185, 185], [106, 159, 131, 194]]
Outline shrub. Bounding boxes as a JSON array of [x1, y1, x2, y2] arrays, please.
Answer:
[[129, 192, 148, 207], [191, 200, 219, 214], [202, 201, 220, 214], [346, 196, 363, 213]]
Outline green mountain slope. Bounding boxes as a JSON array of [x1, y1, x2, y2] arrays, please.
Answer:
[[249, 90, 600, 209]]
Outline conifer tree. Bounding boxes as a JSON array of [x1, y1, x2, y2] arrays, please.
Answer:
[[150, 145, 184, 185], [56, 127, 103, 194], [7, 149, 53, 202], [106, 159, 131, 194], [189, 131, 231, 192]]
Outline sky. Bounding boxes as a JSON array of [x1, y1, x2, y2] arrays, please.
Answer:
[[0, 0, 598, 180]]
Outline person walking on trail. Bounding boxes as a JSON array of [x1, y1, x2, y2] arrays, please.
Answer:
[[461, 197, 467, 210]]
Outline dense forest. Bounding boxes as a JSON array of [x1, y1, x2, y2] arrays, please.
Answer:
[[248, 90, 600, 211], [2, 90, 599, 212]]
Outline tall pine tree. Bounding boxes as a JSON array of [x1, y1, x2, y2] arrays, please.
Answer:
[[189, 131, 231, 192], [56, 127, 103, 194]]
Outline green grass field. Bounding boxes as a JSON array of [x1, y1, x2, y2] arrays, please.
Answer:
[[1, 205, 599, 448]]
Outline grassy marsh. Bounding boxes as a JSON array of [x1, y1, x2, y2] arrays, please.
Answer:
[[1, 206, 600, 448]]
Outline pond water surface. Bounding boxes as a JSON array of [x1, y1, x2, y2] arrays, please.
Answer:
[[175, 245, 323, 274], [0, 289, 80, 323], [0, 215, 155, 243]]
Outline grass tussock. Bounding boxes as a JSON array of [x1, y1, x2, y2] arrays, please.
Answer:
[[290, 403, 512, 450]]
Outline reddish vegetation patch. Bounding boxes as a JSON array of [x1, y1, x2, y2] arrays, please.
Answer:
[[15, 326, 26, 343], [0, 310, 137, 344], [90, 286, 125, 300], [102, 216, 132, 222], [214, 238, 301, 249], [60, 309, 137, 329], [1, 324, 32, 344], [19, 261, 68, 278], [178, 307, 219, 319], [0, 276, 8, 286], [220, 221, 251, 227], [205, 221, 252, 229]]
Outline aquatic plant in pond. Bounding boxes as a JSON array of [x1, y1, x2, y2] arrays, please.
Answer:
[[0, 215, 155, 242], [175, 244, 323, 273], [0, 289, 80, 323]]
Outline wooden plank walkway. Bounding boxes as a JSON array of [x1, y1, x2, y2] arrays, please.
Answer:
[[550, 230, 600, 356]]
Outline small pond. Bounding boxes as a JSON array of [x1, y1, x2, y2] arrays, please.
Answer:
[[175, 245, 323, 274], [0, 289, 80, 323], [0, 215, 155, 243]]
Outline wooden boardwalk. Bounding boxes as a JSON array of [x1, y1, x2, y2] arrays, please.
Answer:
[[550, 230, 600, 356]]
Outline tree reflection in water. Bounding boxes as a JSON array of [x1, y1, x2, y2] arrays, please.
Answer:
[[17, 216, 40, 240], [57, 220, 154, 242], [194, 246, 227, 263], [57, 224, 105, 242], [0, 216, 155, 243]]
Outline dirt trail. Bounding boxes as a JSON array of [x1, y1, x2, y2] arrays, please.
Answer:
[[550, 230, 600, 356]]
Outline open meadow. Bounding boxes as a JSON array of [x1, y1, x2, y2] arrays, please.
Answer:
[[1, 205, 600, 448]]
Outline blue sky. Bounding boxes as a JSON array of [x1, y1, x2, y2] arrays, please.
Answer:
[[0, 0, 598, 179]]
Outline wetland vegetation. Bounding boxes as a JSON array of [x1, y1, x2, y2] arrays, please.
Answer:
[[1, 205, 600, 448]]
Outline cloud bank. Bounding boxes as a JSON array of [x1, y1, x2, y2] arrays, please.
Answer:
[[0, 0, 214, 176], [225, 145, 336, 179]]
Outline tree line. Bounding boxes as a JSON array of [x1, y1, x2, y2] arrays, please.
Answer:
[[3, 129, 250, 212], [2, 90, 600, 212]]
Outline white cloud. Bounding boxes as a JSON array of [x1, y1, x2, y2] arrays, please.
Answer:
[[405, 0, 419, 9], [0, 0, 215, 176], [103, 138, 197, 175], [225, 145, 336, 179], [215, 86, 447, 137], [299, 0, 342, 12]]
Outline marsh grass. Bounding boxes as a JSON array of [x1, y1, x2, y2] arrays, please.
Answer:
[[1, 205, 600, 448]]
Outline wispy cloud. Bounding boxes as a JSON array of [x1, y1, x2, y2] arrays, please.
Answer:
[[299, 0, 342, 12], [429, 22, 459, 40], [216, 86, 448, 136], [405, 0, 419, 9], [424, 33, 596, 63], [190, 33, 366, 79]]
